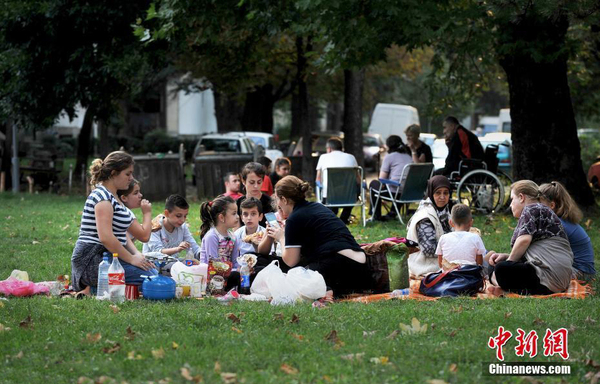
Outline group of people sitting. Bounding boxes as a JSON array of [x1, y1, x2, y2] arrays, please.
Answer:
[[71, 117, 596, 299]]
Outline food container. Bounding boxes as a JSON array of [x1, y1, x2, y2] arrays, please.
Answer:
[[141, 275, 176, 300]]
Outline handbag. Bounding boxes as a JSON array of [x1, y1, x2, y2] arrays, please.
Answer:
[[419, 265, 484, 297]]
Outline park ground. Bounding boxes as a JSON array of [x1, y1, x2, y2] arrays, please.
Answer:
[[1, 193, 599, 383]]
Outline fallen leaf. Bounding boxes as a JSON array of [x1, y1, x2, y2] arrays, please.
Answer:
[[14, 351, 23, 359], [280, 363, 298, 375], [369, 356, 389, 365], [290, 333, 305, 341], [220, 372, 237, 383], [399, 317, 427, 335], [322, 375, 333, 382], [94, 376, 115, 384], [290, 314, 300, 324], [585, 359, 600, 369], [448, 330, 457, 338], [585, 371, 600, 384], [226, 313, 240, 324], [0, 301, 4, 308], [61, 224, 70, 231], [0, 323, 12, 332], [386, 330, 400, 340], [533, 317, 545, 326], [77, 377, 93, 384], [585, 219, 592, 230], [585, 316, 597, 324], [325, 330, 345, 347], [86, 333, 102, 343], [273, 313, 284, 321], [341, 353, 365, 361], [451, 305, 463, 313], [231, 326, 243, 334], [152, 347, 165, 359], [363, 331, 376, 338], [19, 315, 33, 329], [504, 312, 513, 319], [124, 326, 135, 341], [214, 361, 221, 373], [32, 240, 40, 245], [109, 305, 120, 314], [180, 367, 202, 382], [102, 343, 121, 354], [172, 341, 179, 350], [449, 363, 458, 373]]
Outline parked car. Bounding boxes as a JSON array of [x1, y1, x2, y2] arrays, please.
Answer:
[[431, 138, 448, 171], [363, 133, 386, 170], [420, 133, 437, 147], [192, 133, 255, 158], [225, 131, 283, 162]]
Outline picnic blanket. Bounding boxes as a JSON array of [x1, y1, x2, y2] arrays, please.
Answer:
[[341, 277, 593, 303]]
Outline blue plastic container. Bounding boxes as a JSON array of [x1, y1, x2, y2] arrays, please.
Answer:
[[142, 275, 176, 300]]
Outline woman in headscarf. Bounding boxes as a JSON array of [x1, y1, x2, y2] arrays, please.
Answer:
[[406, 175, 453, 276]]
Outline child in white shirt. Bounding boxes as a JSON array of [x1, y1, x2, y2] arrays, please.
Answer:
[[234, 197, 266, 256], [436, 204, 486, 270]]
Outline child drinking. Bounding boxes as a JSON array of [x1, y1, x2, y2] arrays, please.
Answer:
[[436, 204, 486, 270], [117, 179, 152, 243], [234, 197, 265, 256]]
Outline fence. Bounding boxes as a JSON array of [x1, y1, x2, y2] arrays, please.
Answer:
[[133, 154, 186, 201], [194, 154, 254, 199]]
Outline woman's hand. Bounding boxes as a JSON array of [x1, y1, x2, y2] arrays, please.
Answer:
[[131, 255, 156, 271], [141, 199, 152, 215], [489, 253, 509, 266], [266, 224, 284, 243]]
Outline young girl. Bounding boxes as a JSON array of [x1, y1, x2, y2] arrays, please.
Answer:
[[200, 195, 241, 273], [117, 179, 152, 259]]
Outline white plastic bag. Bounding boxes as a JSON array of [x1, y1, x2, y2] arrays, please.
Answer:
[[250, 260, 299, 305], [250, 260, 279, 298], [286, 267, 327, 301]]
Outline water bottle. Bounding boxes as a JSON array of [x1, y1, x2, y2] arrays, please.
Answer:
[[391, 288, 410, 298], [96, 253, 111, 299], [108, 253, 125, 303], [239, 261, 251, 295]]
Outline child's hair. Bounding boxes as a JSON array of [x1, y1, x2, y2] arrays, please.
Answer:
[[165, 194, 189, 212], [539, 181, 583, 224], [89, 151, 134, 186], [240, 196, 263, 214], [274, 175, 311, 203], [511, 180, 542, 201], [241, 162, 266, 181], [117, 179, 140, 199], [451, 203, 472, 226], [258, 156, 272, 169], [223, 172, 237, 183], [200, 195, 235, 239], [275, 157, 291, 169]]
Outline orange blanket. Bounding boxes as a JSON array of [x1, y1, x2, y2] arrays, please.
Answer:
[[341, 278, 593, 303]]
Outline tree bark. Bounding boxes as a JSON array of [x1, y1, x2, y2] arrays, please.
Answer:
[[241, 84, 275, 133], [213, 90, 243, 132], [497, 12, 594, 206], [296, 36, 313, 183], [342, 68, 365, 167], [1, 120, 13, 190], [74, 106, 95, 178], [326, 102, 343, 132], [98, 120, 110, 158]]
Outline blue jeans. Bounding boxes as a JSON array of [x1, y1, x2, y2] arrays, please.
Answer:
[[121, 260, 158, 286]]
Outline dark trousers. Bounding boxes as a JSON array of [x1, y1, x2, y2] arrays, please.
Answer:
[[330, 207, 353, 224], [490, 261, 553, 295], [306, 253, 373, 297]]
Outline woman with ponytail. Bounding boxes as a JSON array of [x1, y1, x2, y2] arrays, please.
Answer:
[[71, 151, 156, 295], [261, 175, 372, 297], [487, 180, 574, 295]]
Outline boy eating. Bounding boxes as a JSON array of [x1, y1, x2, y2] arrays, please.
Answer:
[[234, 197, 265, 255]]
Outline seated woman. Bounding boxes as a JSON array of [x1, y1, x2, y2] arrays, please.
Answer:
[[368, 135, 413, 221], [405, 124, 433, 163], [406, 175, 453, 276], [487, 180, 574, 295], [539, 181, 596, 281], [258, 175, 372, 297], [71, 151, 156, 295]]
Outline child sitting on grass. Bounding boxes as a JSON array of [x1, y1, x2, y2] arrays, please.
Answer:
[[234, 197, 265, 256], [143, 194, 201, 263], [236, 162, 274, 228], [436, 204, 486, 271]]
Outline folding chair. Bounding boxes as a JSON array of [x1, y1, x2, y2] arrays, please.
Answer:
[[316, 166, 367, 226], [370, 163, 434, 224]]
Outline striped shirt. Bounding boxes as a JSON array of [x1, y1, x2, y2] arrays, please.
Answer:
[[78, 186, 134, 245]]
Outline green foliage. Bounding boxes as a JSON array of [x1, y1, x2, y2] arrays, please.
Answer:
[[141, 129, 179, 154], [580, 134, 600, 170]]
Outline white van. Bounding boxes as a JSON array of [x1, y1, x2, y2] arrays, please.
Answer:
[[498, 108, 511, 132], [367, 103, 420, 142]]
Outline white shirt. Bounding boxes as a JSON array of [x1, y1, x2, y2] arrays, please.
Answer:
[[234, 225, 266, 256], [435, 231, 486, 266], [316, 150, 358, 198]]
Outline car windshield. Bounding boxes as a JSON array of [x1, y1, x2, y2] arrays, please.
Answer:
[[249, 136, 267, 147], [200, 138, 241, 152], [363, 136, 380, 146]]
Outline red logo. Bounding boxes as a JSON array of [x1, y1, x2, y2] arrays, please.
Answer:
[[108, 273, 125, 285], [489, 327, 569, 361], [488, 326, 513, 361]]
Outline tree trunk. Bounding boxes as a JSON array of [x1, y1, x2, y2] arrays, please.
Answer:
[[290, 92, 301, 140], [497, 12, 594, 206], [342, 68, 365, 167], [326, 102, 343, 132], [296, 36, 313, 183], [98, 120, 110, 158], [241, 84, 275, 133], [1, 120, 13, 190], [213, 90, 243, 132], [74, 106, 95, 178]]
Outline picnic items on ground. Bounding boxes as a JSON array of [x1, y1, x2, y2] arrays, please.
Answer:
[[419, 265, 485, 297], [170, 260, 209, 295], [361, 237, 417, 293], [96, 254, 111, 300], [10, 269, 29, 281], [142, 273, 177, 300], [107, 253, 126, 303], [0, 277, 50, 297]]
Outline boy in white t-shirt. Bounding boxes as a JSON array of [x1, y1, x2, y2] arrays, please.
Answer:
[[234, 197, 266, 256], [436, 204, 486, 270]]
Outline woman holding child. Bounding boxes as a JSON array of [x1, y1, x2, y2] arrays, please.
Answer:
[[487, 180, 574, 295], [71, 151, 156, 295], [259, 175, 372, 297], [406, 175, 453, 276]]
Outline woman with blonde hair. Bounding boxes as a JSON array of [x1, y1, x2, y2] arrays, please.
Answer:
[[539, 181, 596, 280], [487, 180, 574, 295], [404, 124, 433, 163]]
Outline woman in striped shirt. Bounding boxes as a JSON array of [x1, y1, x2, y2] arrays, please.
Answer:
[[71, 151, 156, 295]]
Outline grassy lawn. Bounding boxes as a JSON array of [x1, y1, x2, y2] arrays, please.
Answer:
[[1, 193, 599, 383]]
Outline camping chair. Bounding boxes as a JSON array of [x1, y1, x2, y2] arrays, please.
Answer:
[[316, 166, 366, 226], [369, 163, 434, 224]]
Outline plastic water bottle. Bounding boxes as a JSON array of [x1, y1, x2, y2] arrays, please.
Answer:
[[391, 288, 410, 298], [96, 253, 111, 299], [108, 253, 125, 303], [239, 261, 251, 295]]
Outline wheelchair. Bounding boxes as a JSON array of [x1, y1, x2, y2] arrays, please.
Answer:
[[449, 144, 512, 214]]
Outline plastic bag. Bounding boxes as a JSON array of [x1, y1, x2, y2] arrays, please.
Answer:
[[0, 277, 49, 297], [250, 260, 280, 298], [286, 267, 326, 301], [250, 260, 300, 305], [171, 261, 208, 293]]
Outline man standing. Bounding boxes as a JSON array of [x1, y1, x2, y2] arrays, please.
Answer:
[[316, 137, 358, 224], [437, 116, 484, 176]]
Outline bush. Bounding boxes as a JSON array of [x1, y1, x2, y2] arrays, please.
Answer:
[[580, 134, 600, 170], [142, 129, 179, 154]]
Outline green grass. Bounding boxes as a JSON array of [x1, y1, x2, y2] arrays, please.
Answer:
[[1, 193, 599, 383]]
